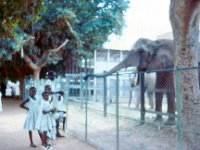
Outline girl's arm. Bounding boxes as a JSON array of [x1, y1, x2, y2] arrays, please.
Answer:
[[42, 107, 56, 114], [20, 99, 29, 111]]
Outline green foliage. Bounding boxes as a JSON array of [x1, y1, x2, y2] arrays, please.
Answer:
[[47, 53, 63, 65], [0, 38, 16, 60], [0, 0, 129, 79], [69, 0, 129, 57], [41, 0, 129, 72], [0, 0, 43, 37]]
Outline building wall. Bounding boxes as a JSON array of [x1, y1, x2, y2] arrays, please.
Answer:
[[93, 49, 133, 102]]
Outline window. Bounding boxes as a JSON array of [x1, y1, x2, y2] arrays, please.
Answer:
[[110, 50, 120, 62], [96, 50, 107, 61]]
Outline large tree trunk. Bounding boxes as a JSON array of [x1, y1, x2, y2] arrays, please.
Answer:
[[170, 1, 200, 149], [33, 68, 41, 80]]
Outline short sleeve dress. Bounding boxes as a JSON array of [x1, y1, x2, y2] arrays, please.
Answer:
[[36, 99, 54, 132], [52, 95, 66, 120], [23, 97, 39, 130]]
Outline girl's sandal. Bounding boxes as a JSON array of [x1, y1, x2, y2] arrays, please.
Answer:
[[30, 143, 37, 147], [41, 145, 48, 150], [47, 145, 53, 150]]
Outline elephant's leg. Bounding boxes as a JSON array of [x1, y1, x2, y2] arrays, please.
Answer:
[[164, 92, 176, 125], [128, 89, 133, 107], [166, 92, 175, 117], [135, 93, 140, 109], [154, 72, 165, 120], [147, 92, 154, 109], [133, 86, 140, 109], [163, 72, 176, 125], [155, 92, 163, 119]]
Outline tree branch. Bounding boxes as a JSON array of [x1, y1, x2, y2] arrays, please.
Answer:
[[37, 52, 48, 67], [23, 55, 39, 70], [64, 19, 78, 40], [49, 38, 69, 53]]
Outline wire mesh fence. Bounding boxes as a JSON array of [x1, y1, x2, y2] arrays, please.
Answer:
[[24, 66, 200, 150], [65, 70, 178, 150]]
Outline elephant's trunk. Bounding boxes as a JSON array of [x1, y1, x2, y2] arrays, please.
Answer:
[[104, 51, 140, 76]]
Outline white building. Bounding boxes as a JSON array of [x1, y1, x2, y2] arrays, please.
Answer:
[[93, 48, 133, 102]]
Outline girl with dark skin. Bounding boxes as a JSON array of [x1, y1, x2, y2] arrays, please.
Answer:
[[44, 85, 65, 137], [36, 91, 56, 149], [20, 87, 42, 148]]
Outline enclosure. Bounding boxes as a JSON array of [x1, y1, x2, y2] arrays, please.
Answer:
[[24, 67, 199, 150]]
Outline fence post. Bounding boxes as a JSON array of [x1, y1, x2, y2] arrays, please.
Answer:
[[103, 76, 107, 117], [175, 67, 183, 150], [116, 73, 119, 150], [80, 73, 84, 108], [64, 76, 70, 130], [85, 77, 88, 141], [140, 71, 145, 123], [128, 73, 132, 107]]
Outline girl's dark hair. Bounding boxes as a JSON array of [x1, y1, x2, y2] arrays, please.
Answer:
[[30, 87, 36, 91], [42, 91, 49, 96], [45, 85, 51, 90]]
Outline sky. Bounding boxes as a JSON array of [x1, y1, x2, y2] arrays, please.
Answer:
[[104, 0, 171, 50]]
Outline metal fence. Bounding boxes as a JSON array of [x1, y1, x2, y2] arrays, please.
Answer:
[[24, 67, 200, 150], [82, 69, 176, 150]]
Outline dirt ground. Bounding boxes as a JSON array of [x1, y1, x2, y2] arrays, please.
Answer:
[[66, 101, 178, 150], [0, 98, 97, 150]]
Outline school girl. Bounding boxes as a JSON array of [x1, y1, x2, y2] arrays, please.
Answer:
[[36, 91, 56, 150], [20, 86, 41, 147]]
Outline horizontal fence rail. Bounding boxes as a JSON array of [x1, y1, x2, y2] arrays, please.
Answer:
[[24, 66, 200, 150]]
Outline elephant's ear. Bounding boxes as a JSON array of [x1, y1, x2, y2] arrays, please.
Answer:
[[147, 42, 174, 70], [156, 50, 174, 68]]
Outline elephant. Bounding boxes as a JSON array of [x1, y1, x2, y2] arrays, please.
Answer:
[[131, 72, 156, 110], [104, 38, 176, 125]]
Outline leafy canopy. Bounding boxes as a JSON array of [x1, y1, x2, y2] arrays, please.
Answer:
[[70, 0, 129, 57], [0, 0, 42, 37], [0, 0, 129, 80]]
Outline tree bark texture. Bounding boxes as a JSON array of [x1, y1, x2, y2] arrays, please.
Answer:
[[170, 1, 200, 149]]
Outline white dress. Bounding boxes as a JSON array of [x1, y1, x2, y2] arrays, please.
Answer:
[[36, 100, 54, 132], [52, 95, 66, 120], [23, 97, 39, 130], [0, 92, 2, 112]]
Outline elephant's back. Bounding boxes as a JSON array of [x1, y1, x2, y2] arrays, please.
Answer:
[[155, 39, 174, 50], [155, 39, 175, 62]]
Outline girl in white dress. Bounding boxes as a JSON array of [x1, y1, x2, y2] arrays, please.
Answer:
[[36, 91, 56, 149], [53, 91, 66, 137], [20, 86, 41, 147]]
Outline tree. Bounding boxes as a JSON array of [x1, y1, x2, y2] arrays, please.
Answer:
[[0, 0, 43, 74], [1, 0, 129, 80], [170, 1, 200, 149], [0, 53, 33, 99], [20, 0, 78, 79], [0, 0, 129, 98], [44, 0, 130, 74], [0, 0, 76, 98]]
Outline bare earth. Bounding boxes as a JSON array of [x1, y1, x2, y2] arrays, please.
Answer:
[[66, 101, 178, 150], [0, 98, 97, 150]]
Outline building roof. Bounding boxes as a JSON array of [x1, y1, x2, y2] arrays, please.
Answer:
[[157, 32, 173, 39]]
